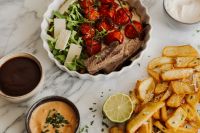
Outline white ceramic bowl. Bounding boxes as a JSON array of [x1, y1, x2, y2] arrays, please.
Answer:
[[41, 0, 151, 80], [0, 53, 44, 103]]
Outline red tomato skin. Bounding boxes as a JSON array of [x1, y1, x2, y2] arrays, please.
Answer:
[[100, 0, 114, 4], [105, 30, 124, 45], [96, 17, 114, 31], [99, 3, 118, 19], [79, 0, 94, 9], [114, 8, 132, 25], [84, 8, 100, 21], [124, 21, 143, 39], [85, 39, 102, 55], [80, 23, 95, 40]]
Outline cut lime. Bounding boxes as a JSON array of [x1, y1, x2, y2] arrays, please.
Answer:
[[103, 93, 134, 123]]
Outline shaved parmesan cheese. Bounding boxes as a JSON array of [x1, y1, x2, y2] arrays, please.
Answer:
[[55, 29, 71, 50], [65, 44, 82, 64], [59, 0, 76, 14], [54, 18, 66, 38]]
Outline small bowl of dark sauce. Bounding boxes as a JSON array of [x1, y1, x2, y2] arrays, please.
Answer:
[[0, 52, 44, 103]]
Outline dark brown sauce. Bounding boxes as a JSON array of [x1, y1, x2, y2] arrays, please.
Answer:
[[0, 57, 41, 96]]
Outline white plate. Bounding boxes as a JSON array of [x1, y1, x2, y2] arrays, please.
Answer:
[[41, 0, 151, 80]]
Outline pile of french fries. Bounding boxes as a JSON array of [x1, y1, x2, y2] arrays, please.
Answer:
[[110, 45, 200, 133]]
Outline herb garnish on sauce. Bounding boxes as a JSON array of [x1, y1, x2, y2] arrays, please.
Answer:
[[42, 109, 69, 133]]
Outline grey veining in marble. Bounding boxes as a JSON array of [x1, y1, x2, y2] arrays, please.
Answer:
[[0, 0, 200, 133]]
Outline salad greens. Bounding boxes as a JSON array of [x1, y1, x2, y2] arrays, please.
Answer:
[[47, 2, 87, 72]]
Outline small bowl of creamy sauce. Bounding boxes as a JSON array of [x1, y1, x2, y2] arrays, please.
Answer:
[[26, 96, 80, 133], [164, 0, 200, 24]]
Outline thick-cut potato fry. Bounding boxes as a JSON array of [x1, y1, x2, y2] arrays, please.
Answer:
[[173, 127, 198, 133], [161, 68, 193, 81], [137, 123, 148, 133], [175, 57, 195, 68], [129, 90, 140, 111], [154, 82, 168, 94], [160, 89, 172, 101], [160, 64, 174, 72], [153, 121, 168, 133], [166, 107, 187, 129], [193, 72, 200, 91], [147, 69, 160, 82], [171, 81, 194, 95], [153, 109, 160, 119], [126, 102, 165, 133], [194, 65, 200, 72], [188, 57, 200, 67], [167, 94, 185, 108], [109, 126, 124, 133], [136, 77, 155, 102], [161, 106, 168, 121], [186, 94, 198, 108], [162, 45, 199, 57], [148, 57, 174, 69], [147, 118, 152, 133]]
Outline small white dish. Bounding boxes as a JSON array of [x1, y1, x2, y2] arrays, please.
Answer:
[[41, 0, 151, 80], [0, 52, 44, 103]]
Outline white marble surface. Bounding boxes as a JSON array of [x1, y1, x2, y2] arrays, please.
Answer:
[[0, 0, 200, 133]]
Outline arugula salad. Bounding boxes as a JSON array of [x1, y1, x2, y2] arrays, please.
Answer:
[[46, 0, 145, 74]]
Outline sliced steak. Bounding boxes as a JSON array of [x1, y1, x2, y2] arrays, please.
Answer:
[[85, 39, 142, 74], [103, 39, 143, 73]]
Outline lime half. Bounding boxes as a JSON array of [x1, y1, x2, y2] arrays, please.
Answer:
[[103, 93, 134, 123]]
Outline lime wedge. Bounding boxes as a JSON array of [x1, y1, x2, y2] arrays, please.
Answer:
[[103, 93, 134, 123]]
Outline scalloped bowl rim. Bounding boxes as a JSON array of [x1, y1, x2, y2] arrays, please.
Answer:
[[41, 0, 152, 80]]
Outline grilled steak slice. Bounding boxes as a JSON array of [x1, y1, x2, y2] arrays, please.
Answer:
[[103, 39, 142, 73], [85, 39, 142, 74]]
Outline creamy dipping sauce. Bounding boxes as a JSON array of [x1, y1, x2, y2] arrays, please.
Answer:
[[165, 0, 200, 23], [29, 101, 78, 133]]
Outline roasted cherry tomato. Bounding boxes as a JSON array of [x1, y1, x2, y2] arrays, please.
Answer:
[[79, 0, 94, 9], [99, 3, 118, 19], [85, 39, 102, 55], [114, 8, 132, 25], [84, 8, 100, 21], [100, 0, 114, 4], [105, 30, 124, 45], [96, 17, 114, 31], [80, 23, 95, 40], [124, 21, 143, 39]]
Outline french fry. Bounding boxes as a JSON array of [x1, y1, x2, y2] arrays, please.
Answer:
[[147, 69, 160, 82], [137, 123, 148, 133], [186, 94, 198, 108], [126, 102, 165, 133], [171, 81, 194, 95], [162, 45, 199, 57], [161, 68, 193, 81], [161, 106, 168, 121], [194, 65, 200, 72], [153, 121, 168, 133], [109, 126, 124, 133], [129, 90, 140, 111], [174, 127, 198, 133], [166, 94, 185, 108], [193, 72, 200, 91], [175, 57, 195, 68], [181, 104, 197, 121], [147, 118, 152, 133], [188, 57, 200, 67], [153, 109, 160, 119], [154, 82, 168, 95], [148, 57, 174, 69], [166, 107, 187, 129], [160, 89, 172, 101], [136, 77, 155, 102], [160, 64, 174, 72]]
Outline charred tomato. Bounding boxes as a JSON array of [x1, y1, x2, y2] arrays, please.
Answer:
[[124, 21, 143, 39], [85, 39, 102, 55], [105, 30, 124, 45], [114, 8, 132, 25], [80, 23, 95, 40], [99, 2, 118, 19], [84, 8, 100, 21], [96, 17, 114, 31], [79, 0, 94, 9], [100, 0, 114, 4]]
